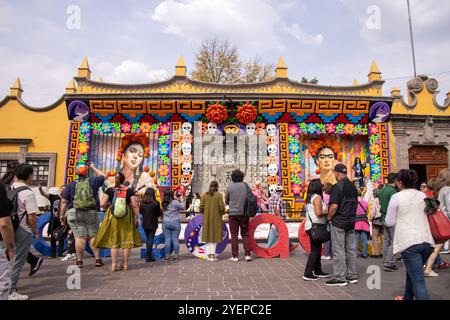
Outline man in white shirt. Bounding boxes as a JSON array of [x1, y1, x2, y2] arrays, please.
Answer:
[[9, 164, 40, 300]]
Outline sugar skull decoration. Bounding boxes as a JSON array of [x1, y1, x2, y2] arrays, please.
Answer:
[[246, 122, 256, 135], [181, 162, 192, 175], [266, 124, 277, 137], [207, 123, 218, 135], [267, 144, 277, 157], [268, 164, 278, 176], [181, 143, 192, 155], [268, 184, 279, 197], [182, 122, 193, 135]]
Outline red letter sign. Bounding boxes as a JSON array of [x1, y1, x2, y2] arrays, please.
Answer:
[[249, 214, 289, 259]]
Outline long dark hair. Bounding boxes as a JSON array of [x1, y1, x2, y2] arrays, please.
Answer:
[[162, 189, 174, 210], [208, 181, 219, 196], [0, 160, 19, 185], [142, 188, 157, 204], [306, 179, 323, 204]]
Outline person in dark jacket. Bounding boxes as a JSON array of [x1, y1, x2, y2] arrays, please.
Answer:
[[140, 188, 161, 262], [325, 164, 358, 287]]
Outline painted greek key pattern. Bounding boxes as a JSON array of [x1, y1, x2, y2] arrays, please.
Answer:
[[278, 123, 292, 196], [65, 121, 80, 184], [379, 123, 390, 182], [171, 122, 181, 187]]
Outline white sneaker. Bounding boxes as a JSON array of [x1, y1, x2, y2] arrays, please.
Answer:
[[60, 254, 71, 261], [321, 256, 331, 260], [9, 291, 29, 300], [229, 257, 239, 262], [245, 256, 253, 262], [70, 254, 77, 261], [425, 270, 439, 277]]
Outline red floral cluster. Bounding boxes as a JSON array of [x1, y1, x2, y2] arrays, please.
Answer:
[[309, 137, 342, 161], [206, 102, 228, 124], [116, 134, 149, 161], [236, 102, 257, 124]]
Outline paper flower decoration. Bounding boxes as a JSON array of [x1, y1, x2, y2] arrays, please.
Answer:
[[288, 124, 299, 136], [121, 123, 131, 133], [309, 137, 342, 161], [292, 184, 302, 195], [101, 123, 112, 134], [370, 144, 380, 155], [290, 163, 301, 174], [236, 102, 257, 124], [158, 144, 170, 155], [80, 123, 91, 134], [289, 142, 300, 154], [158, 165, 169, 176], [325, 123, 336, 134], [78, 142, 89, 154], [344, 124, 355, 135], [206, 102, 228, 124], [159, 123, 170, 135]]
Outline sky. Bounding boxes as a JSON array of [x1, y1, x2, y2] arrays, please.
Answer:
[[0, 0, 449, 106]]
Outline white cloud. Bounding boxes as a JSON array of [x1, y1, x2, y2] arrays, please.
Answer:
[[281, 23, 323, 46], [151, 0, 284, 51], [97, 60, 170, 84]]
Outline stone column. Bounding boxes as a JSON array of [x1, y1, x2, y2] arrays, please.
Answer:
[[392, 127, 409, 171]]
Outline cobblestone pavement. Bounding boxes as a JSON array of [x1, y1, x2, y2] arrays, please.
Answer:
[[17, 246, 450, 300]]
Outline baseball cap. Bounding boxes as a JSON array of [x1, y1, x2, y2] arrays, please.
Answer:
[[334, 163, 348, 174]]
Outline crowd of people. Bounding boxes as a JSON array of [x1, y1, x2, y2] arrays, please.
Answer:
[[0, 158, 449, 300]]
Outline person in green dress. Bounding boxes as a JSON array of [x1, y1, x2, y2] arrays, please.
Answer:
[[93, 172, 143, 272], [199, 181, 225, 261]]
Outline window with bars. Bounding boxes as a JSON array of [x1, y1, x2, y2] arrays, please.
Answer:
[[0, 160, 10, 178], [27, 159, 50, 186]]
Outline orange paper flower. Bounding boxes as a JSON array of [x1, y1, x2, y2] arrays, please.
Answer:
[[266, 156, 278, 164], [236, 102, 257, 124], [266, 136, 277, 145], [181, 134, 193, 144], [256, 123, 265, 135], [206, 102, 228, 124]]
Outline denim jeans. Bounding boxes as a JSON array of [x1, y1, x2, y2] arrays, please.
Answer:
[[324, 240, 332, 257], [355, 231, 368, 257], [144, 229, 156, 259], [401, 242, 433, 300], [163, 220, 181, 256]]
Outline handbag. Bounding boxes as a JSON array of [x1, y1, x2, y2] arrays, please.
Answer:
[[424, 197, 450, 243], [307, 207, 330, 243]]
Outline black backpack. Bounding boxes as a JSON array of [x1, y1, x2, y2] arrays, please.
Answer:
[[0, 184, 30, 241], [244, 183, 258, 218]]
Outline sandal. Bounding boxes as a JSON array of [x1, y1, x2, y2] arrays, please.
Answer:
[[109, 265, 117, 272], [118, 264, 128, 271], [76, 260, 83, 268], [95, 259, 104, 267]]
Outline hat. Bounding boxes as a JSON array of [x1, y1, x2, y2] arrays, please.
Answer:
[[334, 163, 347, 174]]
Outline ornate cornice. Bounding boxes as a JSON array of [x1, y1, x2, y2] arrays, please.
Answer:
[[0, 95, 65, 112]]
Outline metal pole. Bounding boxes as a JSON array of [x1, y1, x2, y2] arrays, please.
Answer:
[[407, 0, 417, 77]]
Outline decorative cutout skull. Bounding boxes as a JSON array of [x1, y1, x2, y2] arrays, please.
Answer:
[[207, 122, 217, 135], [182, 163, 192, 175], [182, 122, 192, 135], [268, 144, 277, 156], [266, 124, 276, 137], [181, 143, 192, 155], [268, 164, 278, 176], [268, 185, 278, 197], [246, 122, 256, 135]]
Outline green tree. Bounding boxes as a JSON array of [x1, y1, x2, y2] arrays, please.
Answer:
[[300, 76, 318, 84]]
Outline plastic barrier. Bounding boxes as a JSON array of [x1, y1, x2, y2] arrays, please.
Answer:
[[249, 214, 289, 259]]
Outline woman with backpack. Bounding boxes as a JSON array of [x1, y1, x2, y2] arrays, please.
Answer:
[[140, 188, 161, 262], [199, 181, 225, 261], [354, 190, 370, 258], [303, 179, 330, 281], [162, 189, 185, 262], [93, 172, 143, 272]]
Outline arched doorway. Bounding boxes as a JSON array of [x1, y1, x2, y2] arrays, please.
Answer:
[[408, 145, 448, 183]]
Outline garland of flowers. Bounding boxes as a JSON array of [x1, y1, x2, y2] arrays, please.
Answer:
[[368, 124, 381, 184], [76, 122, 92, 178], [157, 123, 171, 186]]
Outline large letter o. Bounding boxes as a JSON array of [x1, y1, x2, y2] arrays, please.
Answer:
[[249, 214, 289, 259]]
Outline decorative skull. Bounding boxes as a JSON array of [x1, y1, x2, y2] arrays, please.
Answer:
[[182, 122, 192, 135], [246, 122, 256, 135], [268, 164, 278, 176], [268, 185, 278, 197], [181, 143, 192, 155], [207, 122, 217, 135], [268, 144, 277, 156], [181, 163, 192, 175], [266, 124, 276, 137]]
